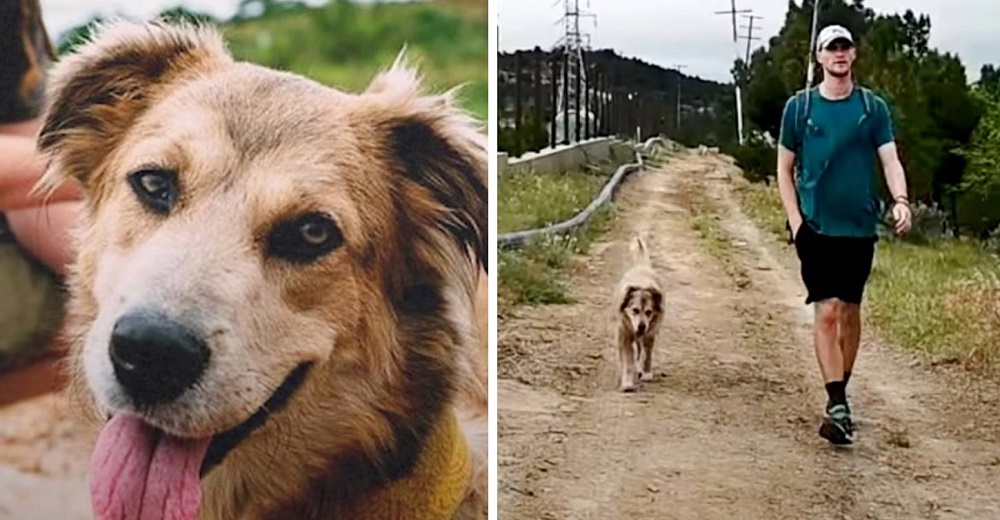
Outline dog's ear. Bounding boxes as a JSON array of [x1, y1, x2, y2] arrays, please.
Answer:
[[620, 286, 638, 312], [650, 289, 663, 312], [36, 19, 231, 192], [363, 55, 487, 275]]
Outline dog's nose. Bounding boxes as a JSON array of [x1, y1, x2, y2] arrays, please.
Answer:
[[110, 312, 210, 406], [637, 323, 646, 335]]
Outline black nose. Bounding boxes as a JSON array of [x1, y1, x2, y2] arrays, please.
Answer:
[[110, 312, 210, 406], [637, 323, 646, 334]]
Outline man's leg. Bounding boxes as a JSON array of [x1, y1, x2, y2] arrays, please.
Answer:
[[816, 299, 853, 444], [839, 302, 862, 387], [814, 298, 844, 384], [796, 225, 853, 444]]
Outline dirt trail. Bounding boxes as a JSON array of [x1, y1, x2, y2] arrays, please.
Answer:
[[498, 150, 1000, 519]]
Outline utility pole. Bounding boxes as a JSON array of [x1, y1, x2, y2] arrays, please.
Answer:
[[806, 0, 822, 89], [672, 64, 687, 132], [715, 1, 752, 145], [740, 14, 763, 65]]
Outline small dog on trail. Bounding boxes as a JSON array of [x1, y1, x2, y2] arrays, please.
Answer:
[[611, 235, 664, 392], [35, 19, 488, 520]]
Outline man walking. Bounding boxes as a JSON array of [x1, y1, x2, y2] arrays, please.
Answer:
[[776, 24, 912, 445]]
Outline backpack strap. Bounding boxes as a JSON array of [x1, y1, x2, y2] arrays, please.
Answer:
[[791, 86, 817, 153]]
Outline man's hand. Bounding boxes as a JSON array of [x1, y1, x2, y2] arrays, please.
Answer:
[[789, 216, 803, 241], [891, 199, 912, 235]]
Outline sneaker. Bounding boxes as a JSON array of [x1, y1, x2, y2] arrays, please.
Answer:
[[819, 403, 854, 445]]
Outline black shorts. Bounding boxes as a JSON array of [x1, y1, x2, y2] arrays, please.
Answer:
[[793, 224, 877, 305]]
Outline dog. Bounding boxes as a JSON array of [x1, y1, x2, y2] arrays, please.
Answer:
[[611, 235, 663, 392], [35, 19, 488, 520]]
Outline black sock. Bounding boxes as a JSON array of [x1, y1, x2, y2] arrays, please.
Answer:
[[825, 381, 847, 407], [843, 371, 852, 387]]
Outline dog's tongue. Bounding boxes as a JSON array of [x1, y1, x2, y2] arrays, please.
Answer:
[[90, 413, 211, 520]]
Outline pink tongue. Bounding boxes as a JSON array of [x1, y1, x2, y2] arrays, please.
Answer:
[[90, 414, 212, 520]]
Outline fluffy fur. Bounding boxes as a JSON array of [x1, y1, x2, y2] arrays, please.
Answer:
[[36, 19, 488, 519], [610, 235, 664, 392]]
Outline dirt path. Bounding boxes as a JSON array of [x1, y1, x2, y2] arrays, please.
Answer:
[[498, 150, 1000, 519]]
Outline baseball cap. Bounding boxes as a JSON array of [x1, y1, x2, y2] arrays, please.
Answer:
[[816, 24, 854, 50]]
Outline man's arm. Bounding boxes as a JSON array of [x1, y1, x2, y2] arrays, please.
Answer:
[[776, 95, 802, 237], [877, 141, 908, 202], [777, 144, 802, 233], [872, 96, 911, 235]]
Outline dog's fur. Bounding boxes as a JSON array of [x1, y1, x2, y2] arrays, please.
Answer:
[[35, 19, 488, 519], [610, 235, 663, 392]]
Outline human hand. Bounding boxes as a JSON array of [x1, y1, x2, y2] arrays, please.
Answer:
[[790, 216, 804, 241], [892, 199, 912, 236]]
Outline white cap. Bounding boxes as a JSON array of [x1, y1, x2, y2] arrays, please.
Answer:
[[816, 24, 854, 50]]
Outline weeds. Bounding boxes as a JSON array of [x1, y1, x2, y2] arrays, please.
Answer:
[[498, 165, 617, 306]]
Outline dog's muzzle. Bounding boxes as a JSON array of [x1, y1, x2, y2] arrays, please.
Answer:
[[109, 311, 210, 407]]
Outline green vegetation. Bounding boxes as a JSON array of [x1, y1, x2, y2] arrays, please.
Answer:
[[736, 0, 998, 238], [56, 0, 487, 121], [498, 167, 615, 306], [498, 167, 609, 234], [738, 180, 1000, 370], [867, 242, 1000, 368]]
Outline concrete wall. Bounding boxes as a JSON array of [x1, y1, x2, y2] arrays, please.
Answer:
[[499, 137, 616, 176]]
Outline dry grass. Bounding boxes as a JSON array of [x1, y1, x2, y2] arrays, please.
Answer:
[[737, 179, 1000, 370]]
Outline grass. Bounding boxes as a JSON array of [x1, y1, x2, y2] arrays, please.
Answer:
[[737, 179, 1000, 370], [222, 0, 487, 121], [690, 210, 730, 262], [683, 181, 753, 289], [497, 167, 611, 233], [498, 166, 617, 306]]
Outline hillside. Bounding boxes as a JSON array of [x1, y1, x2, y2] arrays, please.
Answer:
[[55, 0, 487, 121], [497, 48, 737, 150]]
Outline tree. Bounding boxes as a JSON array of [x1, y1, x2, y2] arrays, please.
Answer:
[[739, 0, 983, 229]]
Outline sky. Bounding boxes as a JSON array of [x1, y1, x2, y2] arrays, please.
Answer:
[[499, 0, 998, 84]]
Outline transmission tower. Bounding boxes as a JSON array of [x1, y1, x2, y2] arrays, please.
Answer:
[[553, 0, 596, 142]]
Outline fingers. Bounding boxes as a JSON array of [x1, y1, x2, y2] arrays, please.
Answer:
[[893, 206, 912, 235]]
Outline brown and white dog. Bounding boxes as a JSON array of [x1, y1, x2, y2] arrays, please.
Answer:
[[611, 235, 663, 392], [35, 19, 488, 520]]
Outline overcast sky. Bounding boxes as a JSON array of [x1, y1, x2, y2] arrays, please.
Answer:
[[499, 0, 997, 84]]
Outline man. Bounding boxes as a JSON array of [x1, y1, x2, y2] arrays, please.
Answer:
[[0, 0, 79, 379], [776, 24, 912, 445]]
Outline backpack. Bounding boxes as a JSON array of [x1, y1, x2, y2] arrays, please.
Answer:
[[784, 85, 882, 243]]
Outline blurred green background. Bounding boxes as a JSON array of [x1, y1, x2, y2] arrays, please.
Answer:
[[55, 0, 488, 121]]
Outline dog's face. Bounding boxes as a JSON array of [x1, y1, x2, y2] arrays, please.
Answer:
[[37, 20, 486, 506], [620, 287, 662, 337]]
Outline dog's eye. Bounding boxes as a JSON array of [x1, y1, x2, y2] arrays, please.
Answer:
[[128, 169, 178, 214], [267, 212, 344, 264], [645, 310, 652, 317], [632, 308, 640, 315]]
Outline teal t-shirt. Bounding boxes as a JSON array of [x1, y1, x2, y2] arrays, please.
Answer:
[[778, 86, 895, 238]]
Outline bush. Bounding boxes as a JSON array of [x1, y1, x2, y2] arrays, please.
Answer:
[[730, 134, 776, 184], [877, 200, 952, 243], [498, 115, 550, 157]]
